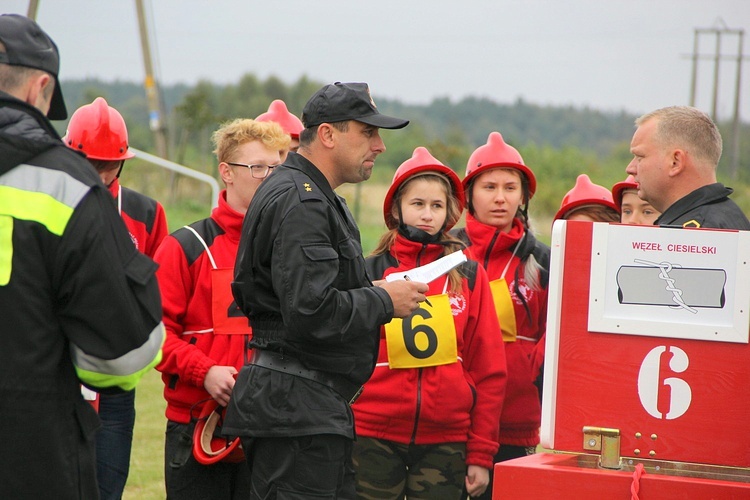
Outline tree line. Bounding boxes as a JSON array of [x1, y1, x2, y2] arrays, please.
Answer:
[[57, 74, 750, 225]]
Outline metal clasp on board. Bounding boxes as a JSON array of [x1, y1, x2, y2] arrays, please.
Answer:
[[583, 426, 621, 469]]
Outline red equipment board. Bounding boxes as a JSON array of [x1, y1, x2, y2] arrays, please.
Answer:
[[493, 221, 750, 500], [494, 453, 750, 499], [541, 220, 750, 468]]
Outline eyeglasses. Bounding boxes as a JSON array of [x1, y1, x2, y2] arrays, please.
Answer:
[[226, 162, 280, 179]]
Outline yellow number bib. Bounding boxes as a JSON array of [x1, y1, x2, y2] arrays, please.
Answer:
[[489, 278, 518, 342], [384, 294, 457, 369]]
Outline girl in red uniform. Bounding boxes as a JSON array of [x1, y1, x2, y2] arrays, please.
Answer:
[[454, 132, 551, 499], [352, 147, 506, 499]]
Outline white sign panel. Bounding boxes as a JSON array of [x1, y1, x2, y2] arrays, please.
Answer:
[[588, 223, 750, 343]]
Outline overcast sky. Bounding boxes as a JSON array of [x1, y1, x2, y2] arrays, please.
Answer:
[[5, 0, 750, 120]]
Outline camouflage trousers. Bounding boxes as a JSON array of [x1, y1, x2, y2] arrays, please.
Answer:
[[352, 436, 466, 499]]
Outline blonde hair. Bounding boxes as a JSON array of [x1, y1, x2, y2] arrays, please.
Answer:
[[372, 173, 465, 293], [212, 118, 290, 163], [636, 106, 722, 167]]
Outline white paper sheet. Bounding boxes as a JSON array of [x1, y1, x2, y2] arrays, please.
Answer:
[[385, 251, 467, 284]]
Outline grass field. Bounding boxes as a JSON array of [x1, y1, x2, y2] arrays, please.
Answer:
[[124, 370, 168, 499]]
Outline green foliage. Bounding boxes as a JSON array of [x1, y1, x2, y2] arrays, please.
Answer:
[[60, 74, 750, 229], [717, 122, 750, 183], [173, 80, 217, 166], [175, 81, 216, 130], [373, 123, 428, 177], [379, 96, 639, 156]]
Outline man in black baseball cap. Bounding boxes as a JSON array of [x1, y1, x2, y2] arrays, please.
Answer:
[[302, 81, 408, 129], [0, 13, 67, 120], [227, 83, 425, 498]]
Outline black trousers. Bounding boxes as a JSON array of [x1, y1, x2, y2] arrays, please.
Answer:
[[241, 434, 355, 499]]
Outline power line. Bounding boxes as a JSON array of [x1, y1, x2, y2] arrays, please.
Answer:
[[687, 18, 747, 179]]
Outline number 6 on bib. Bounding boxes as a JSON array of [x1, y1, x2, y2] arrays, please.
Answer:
[[384, 294, 457, 369]]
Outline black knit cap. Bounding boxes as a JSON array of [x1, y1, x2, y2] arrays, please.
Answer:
[[0, 14, 67, 120], [302, 82, 408, 129]]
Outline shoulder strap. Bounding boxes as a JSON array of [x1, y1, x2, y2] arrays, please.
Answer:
[[459, 258, 478, 291], [172, 218, 223, 267], [182, 225, 217, 269]]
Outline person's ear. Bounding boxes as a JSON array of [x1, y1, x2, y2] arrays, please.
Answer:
[[669, 149, 687, 178], [317, 123, 336, 149], [391, 203, 400, 223], [29, 72, 52, 113], [218, 162, 233, 184]]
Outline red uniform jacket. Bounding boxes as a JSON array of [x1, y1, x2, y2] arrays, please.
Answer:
[[460, 214, 549, 447], [353, 235, 507, 470], [154, 191, 252, 423], [108, 178, 168, 258]]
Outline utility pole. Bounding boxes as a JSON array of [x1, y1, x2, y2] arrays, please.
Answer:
[[135, 0, 169, 159], [730, 31, 744, 182], [688, 19, 746, 180], [26, 0, 39, 19]]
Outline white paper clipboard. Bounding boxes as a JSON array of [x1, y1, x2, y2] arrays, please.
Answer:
[[385, 251, 467, 284]]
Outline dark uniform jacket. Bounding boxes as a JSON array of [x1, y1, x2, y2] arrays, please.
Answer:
[[655, 183, 750, 230], [0, 92, 164, 499], [225, 152, 394, 439]]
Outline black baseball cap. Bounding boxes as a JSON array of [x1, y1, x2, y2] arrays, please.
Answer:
[[0, 14, 67, 120], [302, 82, 408, 130]]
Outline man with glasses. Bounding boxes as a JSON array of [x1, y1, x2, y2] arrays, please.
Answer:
[[226, 82, 429, 498], [154, 118, 289, 499]]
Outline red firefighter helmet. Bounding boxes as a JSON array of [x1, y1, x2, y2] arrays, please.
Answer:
[[256, 100, 304, 139], [611, 175, 639, 208], [463, 132, 536, 199], [382, 147, 464, 230], [192, 400, 244, 465], [63, 97, 135, 161], [554, 174, 620, 221]]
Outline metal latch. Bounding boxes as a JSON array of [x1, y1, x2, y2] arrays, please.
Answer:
[[583, 426, 621, 469]]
